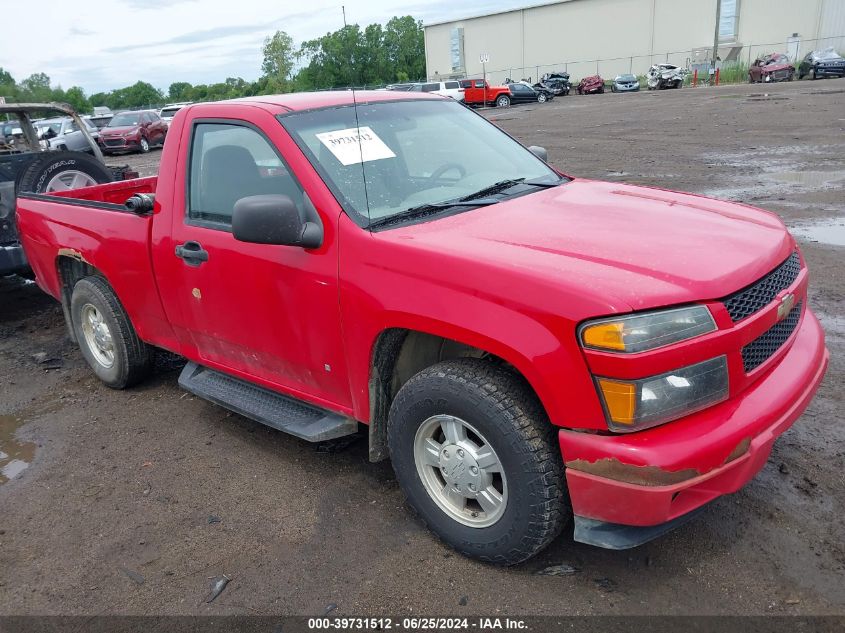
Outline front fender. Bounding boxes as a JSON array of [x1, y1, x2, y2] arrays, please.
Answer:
[[338, 216, 607, 430]]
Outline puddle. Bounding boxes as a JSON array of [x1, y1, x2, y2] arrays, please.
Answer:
[[0, 414, 36, 484], [768, 170, 845, 187], [745, 95, 789, 102], [789, 218, 845, 247]]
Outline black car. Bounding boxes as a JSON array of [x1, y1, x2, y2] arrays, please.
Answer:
[[535, 72, 571, 96], [506, 82, 554, 104], [798, 48, 845, 80]]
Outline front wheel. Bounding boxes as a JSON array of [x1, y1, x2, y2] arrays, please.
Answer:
[[139, 136, 150, 153], [71, 277, 153, 389], [495, 95, 510, 107], [387, 359, 568, 565], [537, 93, 547, 103]]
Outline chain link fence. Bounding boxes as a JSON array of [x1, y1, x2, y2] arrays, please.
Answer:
[[458, 35, 845, 86]]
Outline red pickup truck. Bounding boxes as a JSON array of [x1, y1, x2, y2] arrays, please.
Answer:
[[16, 91, 828, 564]]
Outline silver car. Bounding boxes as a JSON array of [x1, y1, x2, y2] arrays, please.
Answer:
[[611, 74, 640, 92], [33, 117, 101, 153]]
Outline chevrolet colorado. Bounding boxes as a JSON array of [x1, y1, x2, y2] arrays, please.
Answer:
[[16, 91, 829, 564]]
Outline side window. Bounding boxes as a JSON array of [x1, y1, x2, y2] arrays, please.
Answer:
[[444, 81, 459, 89], [421, 83, 439, 92], [474, 80, 485, 88], [188, 122, 302, 228], [66, 120, 80, 133]]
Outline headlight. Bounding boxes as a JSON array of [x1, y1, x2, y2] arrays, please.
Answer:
[[579, 306, 715, 353], [596, 356, 729, 432]]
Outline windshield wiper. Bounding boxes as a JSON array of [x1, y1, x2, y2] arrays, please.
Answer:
[[368, 197, 501, 229], [459, 177, 563, 202]]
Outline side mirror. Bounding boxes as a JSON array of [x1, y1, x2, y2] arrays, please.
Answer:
[[232, 194, 322, 249], [528, 145, 548, 162]]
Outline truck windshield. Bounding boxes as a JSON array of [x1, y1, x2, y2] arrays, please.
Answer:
[[279, 99, 565, 227]]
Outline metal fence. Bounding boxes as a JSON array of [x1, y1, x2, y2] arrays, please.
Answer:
[[456, 35, 845, 85]]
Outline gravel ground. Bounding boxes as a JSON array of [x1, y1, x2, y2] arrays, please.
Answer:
[[1, 79, 844, 616]]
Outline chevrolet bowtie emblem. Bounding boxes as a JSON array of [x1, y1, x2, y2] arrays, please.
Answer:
[[777, 293, 795, 320]]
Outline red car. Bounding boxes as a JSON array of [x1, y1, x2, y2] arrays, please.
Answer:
[[99, 110, 168, 154], [749, 53, 795, 83], [16, 91, 828, 563], [577, 75, 605, 94]]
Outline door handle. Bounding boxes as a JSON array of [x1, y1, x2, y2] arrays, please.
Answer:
[[175, 241, 209, 266]]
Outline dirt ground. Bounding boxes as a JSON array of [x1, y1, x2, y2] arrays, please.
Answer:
[[1, 79, 844, 617]]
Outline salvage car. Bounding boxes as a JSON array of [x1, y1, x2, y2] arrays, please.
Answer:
[[1, 102, 135, 276], [576, 75, 605, 94], [647, 64, 686, 89], [611, 73, 640, 92], [748, 53, 795, 83], [159, 102, 192, 125], [798, 48, 845, 80], [100, 110, 168, 154], [34, 117, 102, 153], [409, 81, 465, 102], [535, 72, 571, 96], [506, 82, 554, 104], [16, 91, 828, 564]]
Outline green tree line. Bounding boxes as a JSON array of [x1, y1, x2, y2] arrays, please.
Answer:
[[0, 16, 424, 114]]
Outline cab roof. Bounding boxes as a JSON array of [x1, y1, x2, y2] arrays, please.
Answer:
[[193, 90, 444, 114]]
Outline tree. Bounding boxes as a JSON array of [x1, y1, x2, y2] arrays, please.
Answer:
[[168, 81, 193, 102], [19, 73, 52, 102], [262, 30, 296, 87], [384, 16, 425, 82], [62, 86, 90, 113]]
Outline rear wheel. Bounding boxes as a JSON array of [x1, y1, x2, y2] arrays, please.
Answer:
[[387, 359, 568, 565], [71, 277, 153, 389], [16, 151, 114, 194]]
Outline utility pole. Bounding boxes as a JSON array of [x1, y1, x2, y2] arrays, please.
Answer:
[[711, 0, 722, 69]]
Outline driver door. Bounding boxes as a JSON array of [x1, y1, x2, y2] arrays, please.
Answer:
[[157, 117, 352, 410]]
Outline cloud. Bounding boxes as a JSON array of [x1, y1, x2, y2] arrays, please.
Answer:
[[69, 27, 96, 36]]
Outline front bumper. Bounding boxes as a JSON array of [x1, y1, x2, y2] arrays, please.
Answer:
[[816, 66, 845, 77], [101, 137, 140, 152], [559, 309, 828, 543]]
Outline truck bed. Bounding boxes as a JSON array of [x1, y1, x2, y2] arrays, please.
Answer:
[[15, 175, 176, 350], [48, 176, 157, 206]]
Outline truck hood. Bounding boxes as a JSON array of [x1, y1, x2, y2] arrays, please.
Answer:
[[382, 179, 794, 313]]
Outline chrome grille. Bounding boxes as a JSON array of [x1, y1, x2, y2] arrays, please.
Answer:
[[741, 301, 802, 372], [722, 252, 801, 322]]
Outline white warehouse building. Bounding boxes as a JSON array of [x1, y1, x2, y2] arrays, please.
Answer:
[[423, 0, 845, 84]]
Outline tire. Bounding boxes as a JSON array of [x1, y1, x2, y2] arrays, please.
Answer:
[[139, 136, 150, 153], [598, 86, 604, 94], [537, 93, 547, 103], [810, 67, 817, 80], [16, 151, 114, 194], [70, 276, 153, 389], [387, 359, 568, 565], [495, 95, 510, 107]]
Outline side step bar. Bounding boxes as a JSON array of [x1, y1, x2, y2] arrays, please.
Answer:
[[178, 361, 358, 442]]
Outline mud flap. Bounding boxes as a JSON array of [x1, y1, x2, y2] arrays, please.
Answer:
[[573, 506, 707, 550]]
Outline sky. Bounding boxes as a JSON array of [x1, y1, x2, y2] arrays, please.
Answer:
[[0, 0, 521, 94]]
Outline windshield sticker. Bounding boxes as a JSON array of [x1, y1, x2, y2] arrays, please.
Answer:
[[315, 126, 396, 166]]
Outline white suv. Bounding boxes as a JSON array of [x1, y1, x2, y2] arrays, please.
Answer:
[[409, 81, 465, 102]]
